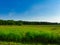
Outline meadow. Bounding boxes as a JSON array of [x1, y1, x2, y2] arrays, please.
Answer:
[[0, 25, 60, 45]]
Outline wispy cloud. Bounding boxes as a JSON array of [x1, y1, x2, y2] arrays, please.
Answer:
[[0, 0, 60, 22]]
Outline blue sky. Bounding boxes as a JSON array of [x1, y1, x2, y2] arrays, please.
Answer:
[[0, 0, 60, 22]]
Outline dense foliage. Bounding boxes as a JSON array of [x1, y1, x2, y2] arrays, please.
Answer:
[[0, 31, 60, 43], [0, 25, 60, 44], [0, 19, 59, 25]]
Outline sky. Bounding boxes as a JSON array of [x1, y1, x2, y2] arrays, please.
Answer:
[[0, 0, 60, 22]]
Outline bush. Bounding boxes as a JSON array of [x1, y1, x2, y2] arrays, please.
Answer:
[[0, 31, 60, 43], [24, 31, 60, 43], [0, 33, 7, 41], [7, 32, 24, 42]]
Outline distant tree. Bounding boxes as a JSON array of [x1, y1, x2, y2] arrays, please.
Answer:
[[0, 19, 59, 25]]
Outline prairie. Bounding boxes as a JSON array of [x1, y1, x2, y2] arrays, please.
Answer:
[[0, 25, 60, 45]]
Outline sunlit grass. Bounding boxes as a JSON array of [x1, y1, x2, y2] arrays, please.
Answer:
[[0, 25, 60, 44]]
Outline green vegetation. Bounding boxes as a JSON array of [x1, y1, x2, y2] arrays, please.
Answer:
[[0, 19, 59, 25], [0, 42, 58, 45], [0, 25, 60, 44]]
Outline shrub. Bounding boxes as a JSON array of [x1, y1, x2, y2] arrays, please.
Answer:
[[0, 31, 60, 43], [0, 33, 7, 41], [7, 32, 24, 42], [24, 31, 60, 43]]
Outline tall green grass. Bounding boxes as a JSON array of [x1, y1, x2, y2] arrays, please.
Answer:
[[0, 31, 60, 43], [0, 25, 60, 44]]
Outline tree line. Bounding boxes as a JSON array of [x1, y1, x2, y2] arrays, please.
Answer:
[[0, 19, 59, 25]]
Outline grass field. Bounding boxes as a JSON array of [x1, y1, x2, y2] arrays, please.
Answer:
[[0, 25, 60, 45], [0, 41, 59, 45]]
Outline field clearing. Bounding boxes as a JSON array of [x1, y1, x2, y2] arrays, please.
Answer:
[[0, 25, 60, 45], [0, 25, 60, 34], [0, 25, 60, 36]]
